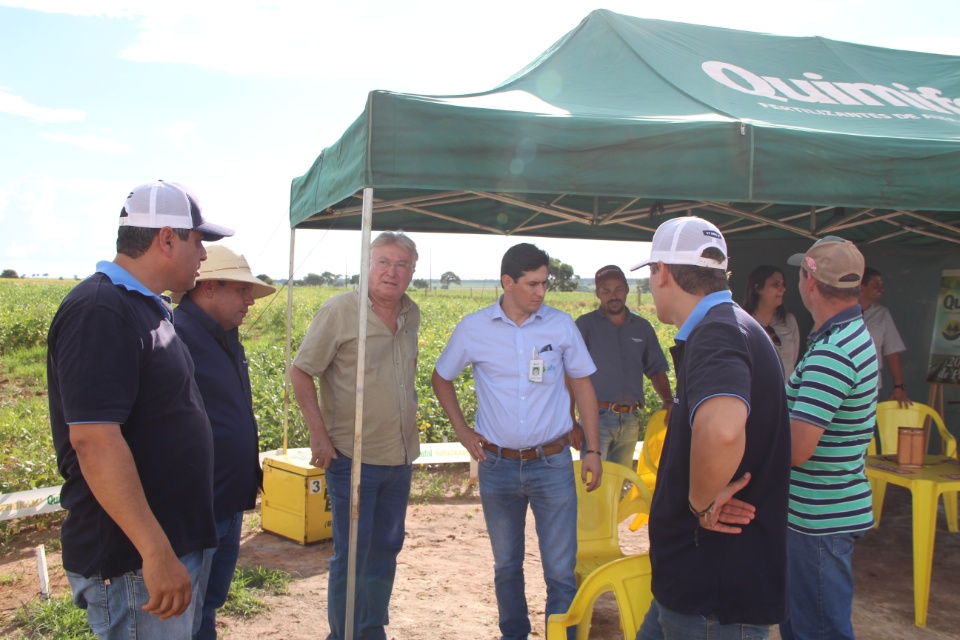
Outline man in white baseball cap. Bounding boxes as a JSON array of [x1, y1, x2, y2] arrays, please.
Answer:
[[48, 181, 232, 638], [633, 216, 791, 640], [120, 180, 234, 242], [173, 245, 275, 639]]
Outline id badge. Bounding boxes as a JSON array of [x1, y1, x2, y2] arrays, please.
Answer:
[[529, 358, 544, 383]]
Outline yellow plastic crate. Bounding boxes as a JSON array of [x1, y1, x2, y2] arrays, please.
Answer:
[[261, 449, 333, 544]]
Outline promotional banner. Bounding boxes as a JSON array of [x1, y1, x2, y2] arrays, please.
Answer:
[[0, 486, 62, 522], [926, 269, 960, 385]]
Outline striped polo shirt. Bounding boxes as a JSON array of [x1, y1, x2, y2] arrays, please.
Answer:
[[786, 305, 878, 535]]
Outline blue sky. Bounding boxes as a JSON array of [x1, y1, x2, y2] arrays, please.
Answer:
[[2, 0, 959, 281]]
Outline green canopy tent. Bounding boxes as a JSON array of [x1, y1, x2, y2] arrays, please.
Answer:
[[285, 11, 960, 634], [291, 9, 960, 245]]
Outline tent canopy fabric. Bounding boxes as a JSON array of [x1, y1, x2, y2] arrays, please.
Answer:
[[290, 9, 960, 245]]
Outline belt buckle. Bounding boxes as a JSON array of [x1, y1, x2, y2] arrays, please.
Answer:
[[517, 446, 539, 460], [612, 403, 629, 413]]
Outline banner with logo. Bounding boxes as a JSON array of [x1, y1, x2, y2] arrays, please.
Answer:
[[0, 485, 62, 521], [926, 269, 960, 385]]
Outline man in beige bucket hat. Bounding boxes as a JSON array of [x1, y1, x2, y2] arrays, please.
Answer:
[[173, 244, 275, 639]]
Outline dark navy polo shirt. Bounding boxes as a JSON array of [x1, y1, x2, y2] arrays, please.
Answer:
[[575, 307, 669, 405], [48, 270, 217, 579], [649, 293, 791, 625], [174, 296, 261, 520]]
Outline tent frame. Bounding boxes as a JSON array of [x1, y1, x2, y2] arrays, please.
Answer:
[[298, 189, 960, 246]]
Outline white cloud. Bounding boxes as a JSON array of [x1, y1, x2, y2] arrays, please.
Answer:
[[7, 0, 956, 91], [5, 241, 39, 259], [40, 132, 130, 153], [0, 88, 85, 123], [163, 120, 198, 148], [3, 1, 474, 82], [0, 0, 137, 18], [0, 176, 126, 274], [117, 2, 384, 80]]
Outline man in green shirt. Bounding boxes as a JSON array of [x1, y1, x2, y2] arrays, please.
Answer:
[[780, 237, 878, 640]]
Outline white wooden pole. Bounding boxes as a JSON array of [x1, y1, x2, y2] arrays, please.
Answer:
[[283, 227, 296, 455], [35, 545, 49, 599], [345, 187, 374, 639]]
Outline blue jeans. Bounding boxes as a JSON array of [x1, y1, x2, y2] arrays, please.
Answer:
[[325, 453, 412, 640], [638, 599, 770, 640], [779, 529, 863, 640], [66, 548, 214, 640], [598, 407, 641, 469], [479, 444, 578, 640], [193, 511, 244, 639]]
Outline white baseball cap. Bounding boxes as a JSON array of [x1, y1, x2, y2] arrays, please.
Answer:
[[630, 216, 728, 271], [120, 180, 234, 242]]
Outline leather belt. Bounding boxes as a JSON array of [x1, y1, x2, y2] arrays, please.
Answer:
[[482, 436, 569, 460], [598, 401, 640, 414]]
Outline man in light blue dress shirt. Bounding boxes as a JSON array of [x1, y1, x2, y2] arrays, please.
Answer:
[[432, 242, 602, 640]]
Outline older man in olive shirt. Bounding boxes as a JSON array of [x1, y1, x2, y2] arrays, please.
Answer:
[[290, 231, 420, 640]]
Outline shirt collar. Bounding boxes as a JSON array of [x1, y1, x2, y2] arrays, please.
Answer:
[[674, 290, 734, 342], [96, 260, 173, 321], [807, 304, 863, 344], [494, 295, 544, 327], [176, 295, 229, 340], [364, 291, 415, 315]]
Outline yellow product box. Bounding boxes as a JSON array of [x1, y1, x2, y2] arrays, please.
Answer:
[[261, 448, 333, 544]]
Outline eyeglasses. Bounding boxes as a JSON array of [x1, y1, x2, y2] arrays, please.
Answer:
[[763, 324, 782, 347], [373, 258, 414, 272]]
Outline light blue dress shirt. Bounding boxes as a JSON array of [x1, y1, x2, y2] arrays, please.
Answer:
[[435, 299, 596, 449]]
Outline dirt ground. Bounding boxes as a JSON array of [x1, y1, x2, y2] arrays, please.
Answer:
[[2, 465, 958, 639]]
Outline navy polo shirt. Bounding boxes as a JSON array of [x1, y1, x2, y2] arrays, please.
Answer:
[[48, 269, 217, 579], [575, 307, 669, 404], [648, 292, 791, 625], [175, 296, 261, 520]]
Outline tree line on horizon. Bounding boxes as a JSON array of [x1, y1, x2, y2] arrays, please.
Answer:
[[3, 259, 651, 294]]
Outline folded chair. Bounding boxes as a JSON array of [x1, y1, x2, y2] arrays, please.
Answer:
[[547, 554, 653, 640], [574, 460, 652, 586], [626, 409, 668, 531]]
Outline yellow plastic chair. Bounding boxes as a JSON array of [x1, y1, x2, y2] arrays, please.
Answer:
[[574, 460, 652, 586], [547, 554, 653, 640], [871, 401, 958, 530], [625, 409, 668, 531]]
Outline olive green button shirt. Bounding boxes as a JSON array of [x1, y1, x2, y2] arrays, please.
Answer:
[[293, 290, 420, 465]]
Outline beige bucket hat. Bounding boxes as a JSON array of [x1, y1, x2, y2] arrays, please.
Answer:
[[171, 245, 276, 303]]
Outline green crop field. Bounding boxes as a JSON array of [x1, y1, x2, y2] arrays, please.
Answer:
[[0, 280, 676, 496]]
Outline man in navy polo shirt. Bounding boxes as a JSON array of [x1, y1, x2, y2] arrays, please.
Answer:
[[633, 217, 791, 639], [48, 180, 232, 639], [173, 245, 276, 639]]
